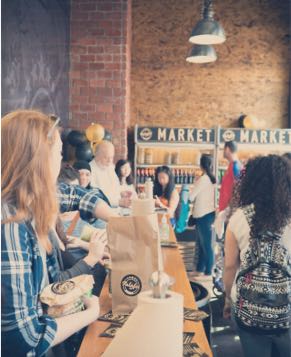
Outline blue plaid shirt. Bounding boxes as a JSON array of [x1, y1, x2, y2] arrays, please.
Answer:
[[1, 183, 109, 356], [57, 182, 111, 223]]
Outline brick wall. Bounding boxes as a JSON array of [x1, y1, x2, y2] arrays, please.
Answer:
[[131, 0, 290, 129], [69, 0, 131, 159]]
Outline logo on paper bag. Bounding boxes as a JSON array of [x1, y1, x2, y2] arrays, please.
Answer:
[[121, 274, 142, 296], [51, 280, 75, 295], [140, 128, 153, 141]]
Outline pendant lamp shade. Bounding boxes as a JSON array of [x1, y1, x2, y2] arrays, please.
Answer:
[[189, 0, 225, 45], [186, 45, 217, 64], [189, 19, 225, 44]]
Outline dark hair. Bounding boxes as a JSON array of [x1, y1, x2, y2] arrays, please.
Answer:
[[115, 159, 133, 185], [235, 155, 291, 237], [283, 152, 291, 161], [200, 154, 216, 184], [58, 162, 80, 184], [153, 166, 175, 201], [224, 141, 238, 153], [73, 160, 91, 172]]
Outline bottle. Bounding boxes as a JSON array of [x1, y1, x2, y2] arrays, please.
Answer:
[[178, 169, 182, 184], [145, 149, 153, 164], [140, 168, 145, 184], [187, 169, 191, 184], [144, 168, 149, 182], [182, 169, 187, 184], [137, 168, 140, 184], [165, 152, 172, 165], [172, 151, 179, 165], [150, 168, 155, 181], [144, 178, 153, 199], [175, 169, 179, 184], [138, 148, 145, 164], [180, 169, 184, 184], [174, 169, 178, 184], [191, 169, 195, 184], [159, 214, 170, 242]]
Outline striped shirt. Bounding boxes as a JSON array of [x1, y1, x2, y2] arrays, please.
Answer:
[[1, 183, 109, 356]]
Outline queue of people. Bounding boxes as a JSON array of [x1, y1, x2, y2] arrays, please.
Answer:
[[1, 109, 290, 357]]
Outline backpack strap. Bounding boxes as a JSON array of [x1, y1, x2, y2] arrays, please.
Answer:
[[242, 205, 254, 228], [241, 205, 291, 277]]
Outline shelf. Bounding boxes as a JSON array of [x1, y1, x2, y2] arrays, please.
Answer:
[[136, 183, 192, 188], [136, 164, 200, 168]]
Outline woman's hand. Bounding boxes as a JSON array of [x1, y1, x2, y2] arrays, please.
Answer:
[[154, 196, 162, 207], [98, 251, 111, 266], [154, 196, 167, 209], [223, 297, 232, 320], [83, 231, 107, 267], [119, 196, 132, 208]]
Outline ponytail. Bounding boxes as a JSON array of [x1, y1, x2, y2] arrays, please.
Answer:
[[200, 154, 216, 184], [205, 167, 216, 184]]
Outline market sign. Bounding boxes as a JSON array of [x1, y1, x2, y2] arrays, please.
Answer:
[[137, 127, 215, 144], [220, 128, 291, 145]]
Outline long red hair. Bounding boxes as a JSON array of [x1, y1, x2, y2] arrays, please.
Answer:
[[1, 110, 59, 246]]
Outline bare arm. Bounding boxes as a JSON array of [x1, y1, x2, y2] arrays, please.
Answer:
[[52, 296, 99, 346], [94, 200, 119, 221], [223, 227, 240, 318], [223, 227, 240, 298]]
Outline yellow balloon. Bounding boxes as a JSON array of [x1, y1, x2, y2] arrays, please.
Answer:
[[86, 123, 105, 142], [243, 114, 258, 129]]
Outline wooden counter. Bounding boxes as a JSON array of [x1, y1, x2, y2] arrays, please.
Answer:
[[77, 220, 212, 357]]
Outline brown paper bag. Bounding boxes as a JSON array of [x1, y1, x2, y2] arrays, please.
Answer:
[[107, 213, 162, 314]]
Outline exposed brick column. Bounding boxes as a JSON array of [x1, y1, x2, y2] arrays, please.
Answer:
[[69, 0, 131, 159]]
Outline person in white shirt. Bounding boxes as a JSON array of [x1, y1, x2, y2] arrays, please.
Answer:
[[189, 154, 216, 278], [223, 155, 291, 357], [90, 141, 130, 208], [115, 159, 138, 200]]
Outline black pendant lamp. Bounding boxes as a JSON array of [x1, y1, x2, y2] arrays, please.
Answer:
[[186, 45, 217, 64], [189, 0, 225, 45]]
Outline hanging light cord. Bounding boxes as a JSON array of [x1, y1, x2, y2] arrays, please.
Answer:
[[202, 0, 214, 19]]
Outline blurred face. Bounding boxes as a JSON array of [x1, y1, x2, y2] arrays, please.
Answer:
[[50, 132, 63, 183], [79, 169, 91, 188], [158, 172, 169, 187], [120, 162, 131, 178], [97, 146, 114, 167]]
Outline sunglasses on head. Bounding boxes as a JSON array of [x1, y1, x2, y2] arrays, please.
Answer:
[[47, 115, 60, 139]]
